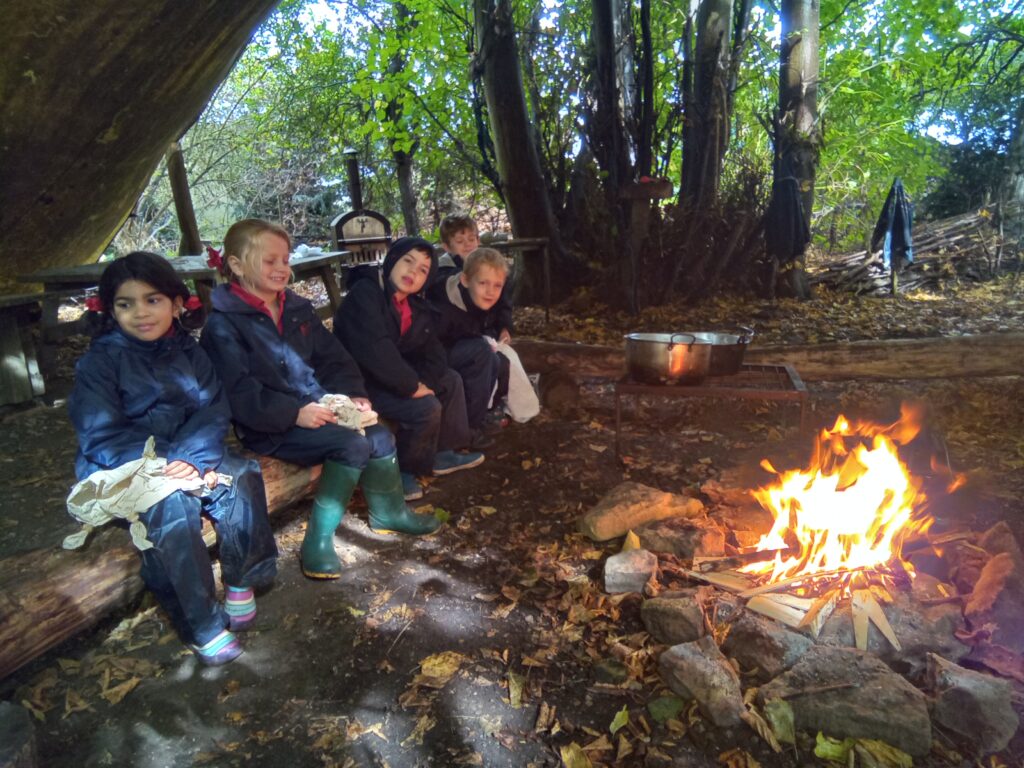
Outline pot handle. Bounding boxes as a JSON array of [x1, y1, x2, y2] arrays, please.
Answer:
[[729, 326, 755, 345], [668, 332, 696, 349]]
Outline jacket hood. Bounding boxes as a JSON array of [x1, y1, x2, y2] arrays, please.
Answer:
[[382, 237, 437, 296], [92, 324, 191, 355]]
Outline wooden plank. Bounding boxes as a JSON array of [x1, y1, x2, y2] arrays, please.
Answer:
[[515, 333, 1024, 382], [0, 455, 322, 679]]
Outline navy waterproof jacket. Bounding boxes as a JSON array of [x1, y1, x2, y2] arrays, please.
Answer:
[[69, 326, 229, 480], [434, 253, 514, 336], [333, 237, 448, 396], [200, 285, 367, 446], [428, 273, 505, 347]]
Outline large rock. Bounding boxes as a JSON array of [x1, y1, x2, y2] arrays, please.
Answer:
[[721, 610, 813, 681], [636, 516, 726, 560], [659, 636, 745, 728], [604, 549, 658, 594], [927, 653, 1019, 754], [579, 482, 704, 542], [964, 552, 1024, 655], [816, 584, 968, 676], [759, 646, 932, 756], [642, 594, 706, 644]]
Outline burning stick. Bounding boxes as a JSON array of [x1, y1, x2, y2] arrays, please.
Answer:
[[798, 589, 840, 638], [737, 568, 850, 599], [852, 589, 901, 651], [692, 548, 796, 573]]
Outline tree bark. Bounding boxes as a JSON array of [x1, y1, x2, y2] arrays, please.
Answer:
[[0, 456, 321, 680], [473, 0, 570, 301], [0, 0, 280, 289], [772, 0, 821, 298], [1005, 100, 1024, 204], [165, 142, 204, 256], [387, 2, 422, 237], [680, 0, 733, 209]]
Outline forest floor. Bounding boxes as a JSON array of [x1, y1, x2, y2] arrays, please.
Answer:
[[2, 277, 1023, 768]]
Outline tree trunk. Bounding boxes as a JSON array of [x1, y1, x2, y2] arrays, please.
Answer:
[[1005, 100, 1024, 204], [0, 0, 279, 289], [680, 0, 733, 209], [473, 0, 570, 302], [387, 2, 422, 237], [165, 142, 204, 256], [772, 0, 821, 298]]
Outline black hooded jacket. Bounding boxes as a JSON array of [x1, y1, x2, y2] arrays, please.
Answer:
[[333, 236, 449, 396]]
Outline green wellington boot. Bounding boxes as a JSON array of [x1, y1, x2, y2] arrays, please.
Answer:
[[300, 461, 362, 579], [361, 453, 443, 536]]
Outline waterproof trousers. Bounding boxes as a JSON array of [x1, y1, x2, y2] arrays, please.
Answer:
[[138, 451, 277, 646], [447, 338, 500, 429]]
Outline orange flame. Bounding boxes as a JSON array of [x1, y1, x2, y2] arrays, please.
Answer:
[[743, 403, 935, 586]]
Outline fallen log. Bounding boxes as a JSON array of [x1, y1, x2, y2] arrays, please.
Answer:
[[0, 456, 321, 680], [516, 333, 1024, 382]]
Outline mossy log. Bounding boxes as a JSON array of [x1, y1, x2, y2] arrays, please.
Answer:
[[0, 1, 279, 291], [0, 456, 320, 680]]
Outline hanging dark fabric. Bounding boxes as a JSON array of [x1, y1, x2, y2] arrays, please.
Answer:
[[764, 176, 811, 264], [870, 178, 914, 269]]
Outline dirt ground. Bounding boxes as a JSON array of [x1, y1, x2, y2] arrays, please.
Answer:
[[2, 279, 1023, 767]]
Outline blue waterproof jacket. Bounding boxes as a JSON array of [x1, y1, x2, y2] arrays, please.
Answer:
[[200, 285, 367, 446], [69, 326, 229, 480], [333, 238, 448, 397]]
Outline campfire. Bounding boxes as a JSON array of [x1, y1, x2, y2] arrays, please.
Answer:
[[690, 404, 963, 648]]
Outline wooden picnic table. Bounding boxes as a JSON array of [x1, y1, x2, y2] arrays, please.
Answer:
[[18, 250, 352, 336]]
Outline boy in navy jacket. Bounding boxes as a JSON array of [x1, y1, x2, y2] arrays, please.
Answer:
[[334, 236, 483, 500], [428, 247, 512, 433]]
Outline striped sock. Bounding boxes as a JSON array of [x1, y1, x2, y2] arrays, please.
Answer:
[[225, 586, 256, 630], [191, 629, 242, 666]]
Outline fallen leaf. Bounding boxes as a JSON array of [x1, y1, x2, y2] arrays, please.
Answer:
[[100, 677, 140, 705], [560, 742, 594, 767], [609, 705, 629, 735], [414, 651, 467, 688], [63, 688, 92, 718], [401, 713, 437, 746], [508, 670, 526, 708]]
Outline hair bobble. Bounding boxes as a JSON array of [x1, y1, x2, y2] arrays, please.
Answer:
[[85, 296, 105, 312], [184, 296, 203, 311], [205, 245, 223, 269]]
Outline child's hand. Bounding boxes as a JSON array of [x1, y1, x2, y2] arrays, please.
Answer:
[[498, 329, 512, 345], [164, 460, 200, 481], [203, 470, 219, 489], [412, 382, 435, 398], [352, 397, 373, 412], [297, 403, 337, 429]]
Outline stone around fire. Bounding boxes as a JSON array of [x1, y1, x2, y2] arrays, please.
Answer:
[[641, 593, 706, 644], [578, 482, 704, 541], [927, 653, 1019, 754], [758, 645, 932, 756], [965, 551, 1024, 655], [658, 636, 746, 728], [636, 516, 726, 560], [604, 548, 658, 594], [720, 610, 813, 682]]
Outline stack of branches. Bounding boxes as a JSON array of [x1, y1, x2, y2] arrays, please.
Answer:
[[809, 201, 1023, 295]]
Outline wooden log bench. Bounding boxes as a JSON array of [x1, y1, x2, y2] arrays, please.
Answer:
[[0, 455, 322, 680]]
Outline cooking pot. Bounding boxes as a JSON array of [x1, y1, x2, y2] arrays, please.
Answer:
[[624, 332, 712, 385], [688, 327, 755, 376]]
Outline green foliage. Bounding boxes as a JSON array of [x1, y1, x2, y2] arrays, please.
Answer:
[[113, 0, 1020, 265]]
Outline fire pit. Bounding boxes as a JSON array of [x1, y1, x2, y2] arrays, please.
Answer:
[[684, 404, 953, 648]]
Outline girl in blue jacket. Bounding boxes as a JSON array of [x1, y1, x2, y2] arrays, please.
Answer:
[[200, 220, 440, 581], [68, 252, 278, 666]]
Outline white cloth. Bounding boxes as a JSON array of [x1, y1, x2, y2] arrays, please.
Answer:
[[63, 436, 231, 551], [319, 394, 379, 435], [488, 340, 540, 423]]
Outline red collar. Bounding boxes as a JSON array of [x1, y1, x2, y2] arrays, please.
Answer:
[[229, 283, 286, 331]]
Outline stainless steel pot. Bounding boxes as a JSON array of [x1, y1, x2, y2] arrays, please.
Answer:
[[624, 332, 712, 385], [688, 327, 754, 376]]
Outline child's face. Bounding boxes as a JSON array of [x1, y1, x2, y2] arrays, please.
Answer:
[[445, 228, 479, 259], [460, 264, 506, 311], [389, 248, 432, 299], [112, 280, 182, 342], [231, 232, 291, 302]]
